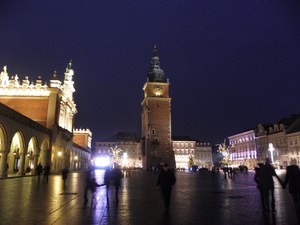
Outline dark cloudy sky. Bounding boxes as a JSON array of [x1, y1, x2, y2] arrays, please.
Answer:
[[1, 1, 300, 146]]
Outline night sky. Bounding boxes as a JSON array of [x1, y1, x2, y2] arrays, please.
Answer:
[[1, 1, 300, 147]]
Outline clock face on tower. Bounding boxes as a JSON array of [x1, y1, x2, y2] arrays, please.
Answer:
[[153, 85, 162, 96]]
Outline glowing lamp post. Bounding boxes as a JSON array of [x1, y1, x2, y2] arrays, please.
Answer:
[[268, 143, 274, 163], [122, 152, 128, 167]]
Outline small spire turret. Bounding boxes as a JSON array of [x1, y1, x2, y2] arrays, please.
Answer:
[[147, 45, 166, 82], [53, 70, 59, 79], [64, 60, 74, 81]]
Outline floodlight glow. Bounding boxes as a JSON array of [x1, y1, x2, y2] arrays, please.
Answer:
[[94, 157, 110, 167], [268, 143, 275, 163]]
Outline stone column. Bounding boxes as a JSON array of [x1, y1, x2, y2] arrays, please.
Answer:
[[0, 152, 8, 177], [33, 154, 39, 171], [18, 152, 25, 176]]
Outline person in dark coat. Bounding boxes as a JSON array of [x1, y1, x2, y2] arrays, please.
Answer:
[[282, 159, 300, 215], [36, 162, 43, 182], [254, 163, 266, 210], [43, 164, 51, 183], [84, 169, 93, 204], [89, 178, 102, 203], [254, 158, 281, 213], [111, 163, 123, 204], [156, 163, 176, 211], [104, 167, 112, 203], [62, 167, 69, 187]]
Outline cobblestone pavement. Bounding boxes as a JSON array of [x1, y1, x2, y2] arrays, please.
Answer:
[[0, 170, 298, 225]]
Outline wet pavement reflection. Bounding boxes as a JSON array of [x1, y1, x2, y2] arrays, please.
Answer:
[[0, 169, 299, 225]]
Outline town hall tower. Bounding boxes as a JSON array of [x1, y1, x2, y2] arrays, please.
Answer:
[[141, 46, 175, 169]]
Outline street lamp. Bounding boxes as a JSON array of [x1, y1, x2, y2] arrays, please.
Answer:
[[122, 152, 128, 167], [268, 143, 275, 163]]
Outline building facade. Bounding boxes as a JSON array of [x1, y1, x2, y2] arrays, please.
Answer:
[[172, 136, 196, 169], [0, 63, 91, 177], [228, 130, 257, 169], [228, 114, 300, 169], [195, 141, 213, 169], [72, 129, 92, 171], [141, 46, 175, 169], [94, 132, 142, 168], [172, 136, 213, 170]]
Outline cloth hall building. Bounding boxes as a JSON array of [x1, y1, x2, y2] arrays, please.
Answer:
[[0, 63, 91, 178]]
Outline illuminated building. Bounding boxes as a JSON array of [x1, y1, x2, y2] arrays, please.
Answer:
[[195, 141, 213, 169], [73, 129, 92, 170], [94, 132, 141, 168], [0, 62, 91, 177], [172, 136, 196, 170], [141, 46, 175, 169], [260, 115, 300, 168], [172, 136, 212, 170], [228, 130, 257, 169], [228, 114, 300, 169]]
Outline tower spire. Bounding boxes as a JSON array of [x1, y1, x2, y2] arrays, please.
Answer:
[[147, 45, 166, 82]]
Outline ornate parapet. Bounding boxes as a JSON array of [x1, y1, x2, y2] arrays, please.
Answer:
[[73, 128, 92, 136], [0, 66, 50, 96]]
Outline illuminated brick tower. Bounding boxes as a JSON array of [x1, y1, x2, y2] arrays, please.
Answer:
[[141, 46, 175, 169]]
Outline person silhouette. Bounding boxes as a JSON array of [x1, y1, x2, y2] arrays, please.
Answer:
[[156, 163, 176, 212], [43, 164, 51, 183], [36, 162, 43, 182], [111, 163, 123, 204], [104, 167, 112, 204], [282, 159, 300, 215], [62, 167, 69, 187], [254, 158, 282, 213]]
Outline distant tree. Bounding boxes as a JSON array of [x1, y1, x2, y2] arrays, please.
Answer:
[[188, 155, 195, 168], [110, 146, 123, 164], [217, 139, 234, 168]]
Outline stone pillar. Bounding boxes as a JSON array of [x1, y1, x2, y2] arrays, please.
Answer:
[[0, 152, 8, 177], [33, 154, 39, 175], [18, 152, 25, 176]]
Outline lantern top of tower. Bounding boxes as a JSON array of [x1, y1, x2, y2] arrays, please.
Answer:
[[147, 45, 167, 83]]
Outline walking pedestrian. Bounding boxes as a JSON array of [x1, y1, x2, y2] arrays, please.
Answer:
[[104, 167, 112, 203], [43, 164, 51, 183], [62, 167, 69, 187], [83, 169, 103, 205], [89, 178, 102, 204], [282, 159, 300, 215], [111, 163, 123, 204], [254, 163, 265, 210], [36, 162, 43, 182], [84, 169, 93, 204], [156, 163, 176, 212], [254, 158, 282, 213]]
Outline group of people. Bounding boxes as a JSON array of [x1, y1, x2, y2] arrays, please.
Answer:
[[33, 159, 300, 216], [254, 158, 300, 215], [83, 163, 124, 205], [82, 162, 177, 211], [35, 162, 51, 183]]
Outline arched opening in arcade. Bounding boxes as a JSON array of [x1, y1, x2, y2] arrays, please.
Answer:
[[0, 124, 8, 177], [39, 140, 50, 169], [24, 137, 38, 175], [8, 132, 25, 175]]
